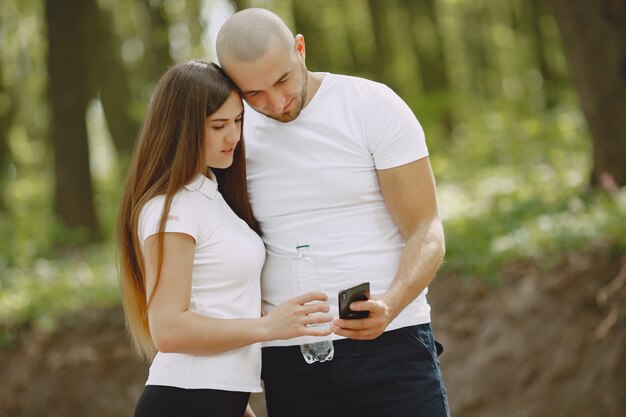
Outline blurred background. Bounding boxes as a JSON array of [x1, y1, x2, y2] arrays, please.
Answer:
[[0, 0, 625, 416]]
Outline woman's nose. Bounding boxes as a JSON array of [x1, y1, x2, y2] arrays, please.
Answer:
[[225, 125, 240, 144]]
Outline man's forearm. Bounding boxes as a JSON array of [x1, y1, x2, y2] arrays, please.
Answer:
[[382, 219, 445, 321]]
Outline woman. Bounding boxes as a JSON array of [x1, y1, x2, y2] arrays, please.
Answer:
[[117, 60, 331, 417]]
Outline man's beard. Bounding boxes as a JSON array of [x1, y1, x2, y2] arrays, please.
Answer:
[[263, 64, 308, 123]]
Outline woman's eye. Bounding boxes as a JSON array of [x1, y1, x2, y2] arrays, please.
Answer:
[[212, 125, 225, 130]]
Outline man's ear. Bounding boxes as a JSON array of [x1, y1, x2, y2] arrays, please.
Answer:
[[295, 34, 306, 60]]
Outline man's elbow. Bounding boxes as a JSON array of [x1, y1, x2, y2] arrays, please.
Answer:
[[431, 221, 446, 266], [408, 218, 445, 265]]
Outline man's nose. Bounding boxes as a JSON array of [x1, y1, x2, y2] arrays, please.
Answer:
[[265, 90, 286, 113]]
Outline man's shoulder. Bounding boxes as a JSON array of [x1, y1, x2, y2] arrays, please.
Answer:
[[326, 72, 386, 91], [322, 73, 392, 110]]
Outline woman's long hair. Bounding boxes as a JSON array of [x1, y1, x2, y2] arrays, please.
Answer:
[[117, 60, 258, 359]]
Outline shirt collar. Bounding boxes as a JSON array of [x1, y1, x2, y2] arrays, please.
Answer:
[[184, 170, 218, 199]]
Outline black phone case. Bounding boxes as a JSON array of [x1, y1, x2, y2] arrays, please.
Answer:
[[338, 282, 370, 319]]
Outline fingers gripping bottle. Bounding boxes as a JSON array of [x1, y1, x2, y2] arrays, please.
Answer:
[[290, 243, 334, 364]]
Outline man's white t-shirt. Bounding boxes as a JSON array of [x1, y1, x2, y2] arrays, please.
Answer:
[[244, 73, 431, 347], [138, 172, 265, 391]]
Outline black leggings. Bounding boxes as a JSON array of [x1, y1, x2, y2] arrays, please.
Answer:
[[134, 385, 250, 417]]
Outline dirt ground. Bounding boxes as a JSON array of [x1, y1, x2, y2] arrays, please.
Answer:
[[1, 244, 624, 417]]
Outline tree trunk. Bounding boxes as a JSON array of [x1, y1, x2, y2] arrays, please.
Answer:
[[528, 0, 559, 107], [0, 66, 15, 212], [529, 0, 556, 84], [186, 0, 207, 58], [45, 0, 100, 240], [551, 0, 626, 188], [291, 1, 332, 73], [366, 0, 392, 84], [84, 0, 140, 155], [338, 0, 361, 75], [461, 7, 491, 96], [401, 0, 449, 92], [140, 0, 173, 84], [230, 0, 250, 12]]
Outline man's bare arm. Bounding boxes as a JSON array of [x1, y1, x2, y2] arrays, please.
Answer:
[[331, 157, 445, 339]]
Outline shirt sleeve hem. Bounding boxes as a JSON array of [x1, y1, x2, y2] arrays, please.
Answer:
[[374, 150, 429, 171], [142, 227, 198, 245]]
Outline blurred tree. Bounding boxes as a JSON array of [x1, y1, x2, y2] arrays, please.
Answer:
[[85, 0, 140, 155], [551, 0, 626, 188], [45, 0, 100, 240], [186, 0, 208, 58], [291, 1, 333, 72], [337, 0, 363, 75], [401, 0, 449, 92], [528, 0, 559, 107], [139, 0, 173, 83], [399, 0, 455, 139], [0, 66, 14, 212], [366, 0, 392, 84], [230, 0, 251, 12], [462, 4, 493, 97]]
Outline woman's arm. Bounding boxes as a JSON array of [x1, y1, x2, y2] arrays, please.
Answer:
[[145, 232, 331, 355], [243, 403, 256, 417]]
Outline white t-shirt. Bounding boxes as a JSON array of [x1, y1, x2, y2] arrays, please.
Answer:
[[244, 73, 431, 347], [138, 172, 265, 391]]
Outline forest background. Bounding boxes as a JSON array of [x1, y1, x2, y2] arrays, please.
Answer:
[[0, 0, 625, 416]]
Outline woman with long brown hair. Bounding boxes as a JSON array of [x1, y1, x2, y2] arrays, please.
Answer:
[[117, 60, 331, 417]]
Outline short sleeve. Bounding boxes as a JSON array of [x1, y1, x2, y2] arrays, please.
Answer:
[[363, 83, 428, 170], [138, 194, 199, 245]]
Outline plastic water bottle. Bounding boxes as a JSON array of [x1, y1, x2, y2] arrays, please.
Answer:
[[290, 243, 334, 364]]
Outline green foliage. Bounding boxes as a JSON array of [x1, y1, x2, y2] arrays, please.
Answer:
[[0, 130, 125, 344], [0, 245, 119, 346], [432, 93, 626, 281], [0, 168, 122, 346]]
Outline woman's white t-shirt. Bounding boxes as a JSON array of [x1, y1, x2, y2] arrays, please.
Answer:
[[138, 172, 265, 392]]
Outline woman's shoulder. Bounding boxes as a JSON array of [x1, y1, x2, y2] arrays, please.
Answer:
[[138, 189, 206, 243], [140, 194, 166, 222], [139, 189, 197, 224]]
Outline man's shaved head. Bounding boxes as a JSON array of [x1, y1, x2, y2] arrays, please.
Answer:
[[216, 8, 295, 67], [215, 8, 313, 123]]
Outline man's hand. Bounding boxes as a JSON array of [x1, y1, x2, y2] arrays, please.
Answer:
[[331, 298, 393, 340]]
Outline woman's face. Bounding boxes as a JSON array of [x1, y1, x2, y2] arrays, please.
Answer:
[[203, 91, 243, 169]]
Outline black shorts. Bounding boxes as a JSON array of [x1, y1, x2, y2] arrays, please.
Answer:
[[261, 324, 449, 417], [134, 385, 250, 417]]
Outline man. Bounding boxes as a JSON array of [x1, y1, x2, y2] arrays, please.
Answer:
[[216, 8, 449, 417]]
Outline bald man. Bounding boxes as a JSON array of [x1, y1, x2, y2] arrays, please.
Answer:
[[217, 8, 449, 417]]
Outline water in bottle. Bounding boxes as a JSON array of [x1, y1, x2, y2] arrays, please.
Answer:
[[290, 243, 334, 364]]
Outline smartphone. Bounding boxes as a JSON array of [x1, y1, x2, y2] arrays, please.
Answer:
[[338, 282, 370, 319]]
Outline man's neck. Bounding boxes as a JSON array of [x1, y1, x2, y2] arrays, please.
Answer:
[[303, 71, 325, 108]]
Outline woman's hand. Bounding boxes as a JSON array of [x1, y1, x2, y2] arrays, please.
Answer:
[[261, 292, 332, 341]]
